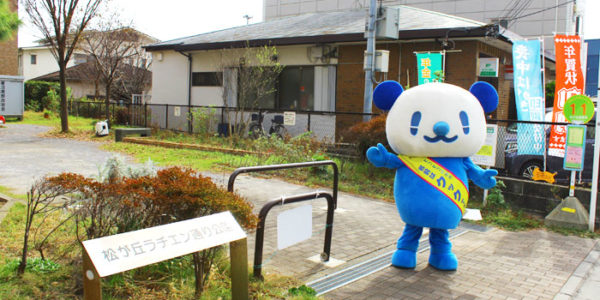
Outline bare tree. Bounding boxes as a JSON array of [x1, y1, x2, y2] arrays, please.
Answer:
[[82, 17, 143, 121], [23, 0, 104, 133], [217, 45, 283, 138], [111, 56, 151, 101]]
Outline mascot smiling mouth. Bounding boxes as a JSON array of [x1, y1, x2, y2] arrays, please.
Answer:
[[423, 135, 458, 143]]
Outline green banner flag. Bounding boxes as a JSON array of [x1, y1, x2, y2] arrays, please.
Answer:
[[416, 52, 443, 85]]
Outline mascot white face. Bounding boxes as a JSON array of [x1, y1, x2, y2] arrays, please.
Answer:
[[373, 81, 498, 157]]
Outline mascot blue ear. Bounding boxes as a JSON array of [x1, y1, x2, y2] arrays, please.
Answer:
[[373, 80, 404, 111], [469, 81, 498, 114]]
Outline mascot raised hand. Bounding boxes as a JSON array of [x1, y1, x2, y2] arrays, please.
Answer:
[[367, 81, 498, 271]]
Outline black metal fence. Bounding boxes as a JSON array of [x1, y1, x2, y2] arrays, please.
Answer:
[[68, 101, 379, 143], [68, 101, 597, 184]]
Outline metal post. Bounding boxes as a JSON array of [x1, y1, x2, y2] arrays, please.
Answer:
[[363, 0, 377, 122], [307, 112, 311, 132], [569, 170, 577, 197], [144, 103, 148, 127], [590, 104, 600, 231], [165, 104, 169, 130]]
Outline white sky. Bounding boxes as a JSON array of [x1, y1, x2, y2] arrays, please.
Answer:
[[17, 0, 600, 47], [18, 0, 264, 46]]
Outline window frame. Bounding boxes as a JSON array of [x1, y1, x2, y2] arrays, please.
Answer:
[[192, 72, 223, 87]]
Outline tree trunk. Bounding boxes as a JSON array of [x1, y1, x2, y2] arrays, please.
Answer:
[[58, 64, 69, 133], [105, 83, 111, 123], [193, 252, 204, 297]]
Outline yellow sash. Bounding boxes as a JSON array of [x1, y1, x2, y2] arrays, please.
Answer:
[[397, 155, 468, 214]]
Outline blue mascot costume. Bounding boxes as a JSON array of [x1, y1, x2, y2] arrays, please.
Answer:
[[367, 81, 498, 271]]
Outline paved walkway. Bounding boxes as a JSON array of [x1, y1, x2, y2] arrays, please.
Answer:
[[1, 123, 599, 299]]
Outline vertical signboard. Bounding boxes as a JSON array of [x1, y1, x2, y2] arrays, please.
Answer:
[[416, 52, 443, 85], [549, 35, 585, 157], [0, 80, 6, 114], [512, 40, 545, 155]]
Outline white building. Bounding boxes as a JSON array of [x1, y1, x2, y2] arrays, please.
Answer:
[[18, 45, 82, 81], [19, 28, 159, 82]]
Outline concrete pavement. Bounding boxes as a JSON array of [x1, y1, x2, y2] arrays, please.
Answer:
[[1, 123, 599, 299]]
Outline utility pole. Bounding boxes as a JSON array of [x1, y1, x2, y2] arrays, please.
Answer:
[[363, 0, 377, 122]]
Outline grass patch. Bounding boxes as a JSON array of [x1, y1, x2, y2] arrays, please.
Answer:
[[0, 185, 26, 201], [0, 190, 319, 299], [10, 111, 127, 142]]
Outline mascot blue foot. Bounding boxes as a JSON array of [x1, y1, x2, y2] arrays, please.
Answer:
[[392, 249, 417, 269], [392, 224, 422, 269], [428, 252, 457, 271], [428, 228, 457, 271]]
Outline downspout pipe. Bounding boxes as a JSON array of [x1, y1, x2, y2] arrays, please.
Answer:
[[178, 51, 193, 133]]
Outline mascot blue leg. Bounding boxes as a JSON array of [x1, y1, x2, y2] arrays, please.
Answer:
[[392, 224, 422, 269], [428, 228, 458, 271]]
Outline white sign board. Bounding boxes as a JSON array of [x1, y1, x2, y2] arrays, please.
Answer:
[[478, 57, 499, 77], [283, 111, 296, 126], [471, 124, 498, 167], [82, 211, 246, 277], [277, 204, 312, 250], [173, 106, 181, 117]]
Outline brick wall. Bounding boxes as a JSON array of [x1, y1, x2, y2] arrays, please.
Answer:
[[477, 42, 513, 120], [335, 40, 515, 139], [335, 43, 399, 138], [0, 0, 18, 76]]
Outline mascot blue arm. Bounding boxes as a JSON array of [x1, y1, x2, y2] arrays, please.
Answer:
[[366, 143, 403, 169], [464, 157, 498, 189]]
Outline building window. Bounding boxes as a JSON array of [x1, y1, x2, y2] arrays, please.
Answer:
[[74, 53, 87, 64], [192, 72, 223, 86], [238, 66, 315, 111], [278, 66, 314, 111], [30, 54, 37, 65]]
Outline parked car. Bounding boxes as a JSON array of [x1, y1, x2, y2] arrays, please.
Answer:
[[504, 121, 596, 184]]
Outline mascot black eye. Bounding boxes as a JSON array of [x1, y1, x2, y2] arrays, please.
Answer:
[[459, 111, 469, 134], [410, 111, 421, 136]]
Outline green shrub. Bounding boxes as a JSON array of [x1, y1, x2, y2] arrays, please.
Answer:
[[24, 81, 59, 112]]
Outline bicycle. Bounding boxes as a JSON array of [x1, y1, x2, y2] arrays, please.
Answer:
[[248, 110, 287, 139]]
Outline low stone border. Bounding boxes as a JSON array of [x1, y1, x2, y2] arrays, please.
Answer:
[[122, 137, 261, 156]]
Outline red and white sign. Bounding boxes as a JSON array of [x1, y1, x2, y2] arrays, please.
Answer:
[[0, 115, 5, 124], [549, 35, 585, 157]]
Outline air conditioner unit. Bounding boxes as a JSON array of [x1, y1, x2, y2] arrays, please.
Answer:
[[364, 50, 390, 72]]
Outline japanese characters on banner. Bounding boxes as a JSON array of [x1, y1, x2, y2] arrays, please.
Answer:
[[512, 40, 545, 155], [416, 52, 443, 85], [549, 35, 585, 157]]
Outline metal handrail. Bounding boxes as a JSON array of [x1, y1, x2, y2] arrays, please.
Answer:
[[227, 160, 339, 208], [252, 191, 335, 279]]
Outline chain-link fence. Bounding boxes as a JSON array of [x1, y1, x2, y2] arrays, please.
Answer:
[[68, 101, 379, 144], [489, 119, 596, 184]]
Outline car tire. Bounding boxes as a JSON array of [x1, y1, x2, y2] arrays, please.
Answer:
[[519, 161, 543, 179]]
